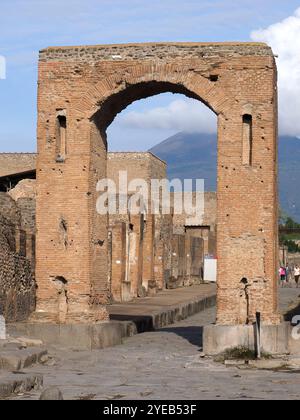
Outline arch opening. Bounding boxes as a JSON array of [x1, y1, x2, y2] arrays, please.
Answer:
[[96, 81, 218, 303], [92, 81, 217, 140]]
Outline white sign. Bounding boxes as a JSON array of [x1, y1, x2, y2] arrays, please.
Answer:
[[204, 258, 217, 282]]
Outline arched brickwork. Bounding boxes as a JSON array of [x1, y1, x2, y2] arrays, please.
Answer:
[[35, 42, 280, 325], [73, 63, 228, 119]]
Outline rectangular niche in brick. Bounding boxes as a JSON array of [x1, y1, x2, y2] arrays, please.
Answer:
[[242, 114, 253, 166], [56, 111, 67, 162]]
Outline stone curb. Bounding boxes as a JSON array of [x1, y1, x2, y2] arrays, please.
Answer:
[[112, 294, 217, 334], [8, 294, 216, 351]]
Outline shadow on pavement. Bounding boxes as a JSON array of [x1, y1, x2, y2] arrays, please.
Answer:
[[109, 314, 154, 333], [158, 325, 204, 348]]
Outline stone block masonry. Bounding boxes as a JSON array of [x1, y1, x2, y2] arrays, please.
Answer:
[[0, 193, 36, 322]]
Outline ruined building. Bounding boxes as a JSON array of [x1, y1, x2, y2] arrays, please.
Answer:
[[32, 42, 279, 327], [0, 39, 286, 356], [0, 41, 280, 332], [0, 190, 36, 322], [0, 151, 215, 319]]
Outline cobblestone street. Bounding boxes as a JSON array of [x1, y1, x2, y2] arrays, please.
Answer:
[[8, 288, 300, 401]]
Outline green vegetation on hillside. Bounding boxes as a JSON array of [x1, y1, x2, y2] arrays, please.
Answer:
[[150, 134, 300, 222], [279, 213, 300, 253]]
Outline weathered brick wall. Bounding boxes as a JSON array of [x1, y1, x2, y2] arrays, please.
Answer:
[[36, 42, 279, 325], [185, 226, 217, 257], [109, 210, 159, 302], [8, 181, 36, 269], [0, 193, 20, 226], [39, 42, 274, 63], [154, 213, 173, 291], [172, 192, 217, 232], [0, 154, 36, 177], [108, 155, 168, 301], [107, 152, 167, 208], [0, 193, 36, 322], [110, 222, 127, 303], [8, 179, 36, 202]]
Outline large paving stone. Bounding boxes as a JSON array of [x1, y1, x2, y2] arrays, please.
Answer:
[[0, 348, 48, 371], [203, 323, 291, 356], [39, 386, 64, 400]]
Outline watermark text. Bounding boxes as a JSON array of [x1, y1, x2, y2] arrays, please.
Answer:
[[0, 56, 6, 80]]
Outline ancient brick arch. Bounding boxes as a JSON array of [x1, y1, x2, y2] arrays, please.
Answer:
[[74, 63, 228, 120], [35, 43, 280, 326]]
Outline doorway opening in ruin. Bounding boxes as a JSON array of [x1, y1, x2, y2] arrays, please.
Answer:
[[96, 85, 218, 304]]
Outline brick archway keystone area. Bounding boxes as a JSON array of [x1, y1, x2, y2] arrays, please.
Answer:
[[35, 42, 280, 331]]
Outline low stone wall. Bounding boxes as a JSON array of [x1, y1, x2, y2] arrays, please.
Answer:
[[0, 154, 36, 178], [0, 193, 36, 322]]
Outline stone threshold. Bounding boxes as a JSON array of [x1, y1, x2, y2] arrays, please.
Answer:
[[109, 285, 217, 333]]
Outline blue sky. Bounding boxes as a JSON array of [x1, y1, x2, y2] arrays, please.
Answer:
[[0, 0, 300, 152]]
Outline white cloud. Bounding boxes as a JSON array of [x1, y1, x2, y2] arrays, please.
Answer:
[[119, 7, 300, 137], [116, 7, 300, 138], [119, 98, 217, 133], [251, 7, 300, 137]]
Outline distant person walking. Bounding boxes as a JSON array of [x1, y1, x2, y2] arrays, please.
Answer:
[[294, 265, 300, 288], [279, 266, 287, 287]]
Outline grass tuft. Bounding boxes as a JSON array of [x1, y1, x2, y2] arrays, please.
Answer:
[[214, 346, 273, 363]]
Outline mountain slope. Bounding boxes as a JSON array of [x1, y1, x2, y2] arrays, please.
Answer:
[[151, 132, 217, 191], [150, 132, 300, 222]]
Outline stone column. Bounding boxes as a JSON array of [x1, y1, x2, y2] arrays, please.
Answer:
[[129, 214, 144, 298], [35, 112, 109, 323], [110, 223, 126, 303], [142, 214, 155, 293], [216, 101, 280, 326]]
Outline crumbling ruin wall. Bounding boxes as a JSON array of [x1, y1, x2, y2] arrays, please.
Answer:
[[0, 154, 36, 178], [110, 221, 127, 303], [8, 180, 36, 269], [0, 193, 36, 322], [189, 236, 204, 284], [108, 155, 170, 301], [172, 192, 217, 232], [154, 213, 173, 291], [168, 234, 186, 289], [17, 198, 36, 232], [107, 152, 166, 194], [168, 233, 204, 289]]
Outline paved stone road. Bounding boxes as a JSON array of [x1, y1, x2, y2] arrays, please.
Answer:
[[10, 288, 300, 401]]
